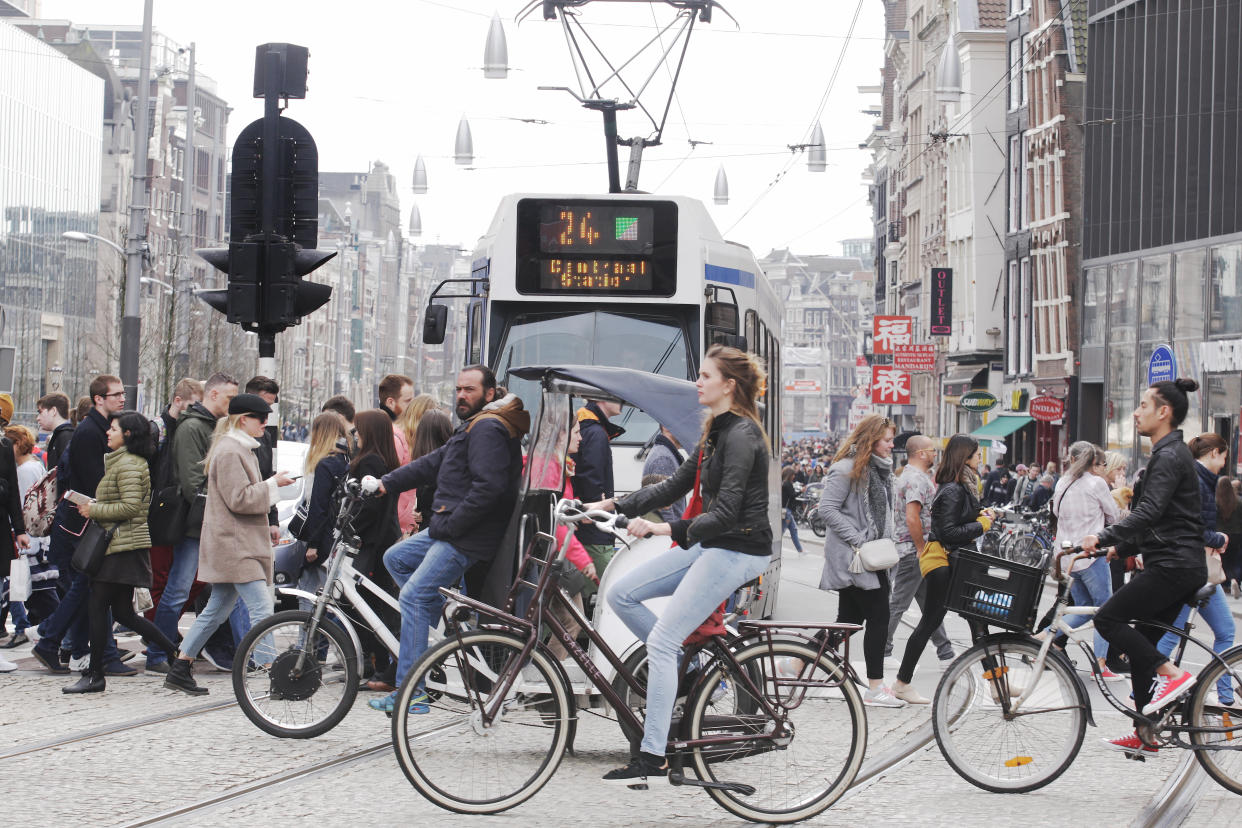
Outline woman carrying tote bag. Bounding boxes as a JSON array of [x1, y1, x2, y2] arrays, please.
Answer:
[[65, 413, 180, 694], [817, 413, 902, 708]]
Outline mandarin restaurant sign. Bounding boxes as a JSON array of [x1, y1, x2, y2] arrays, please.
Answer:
[[930, 267, 952, 336], [892, 343, 936, 371], [872, 316, 913, 354]]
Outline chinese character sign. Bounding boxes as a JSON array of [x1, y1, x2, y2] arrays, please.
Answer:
[[930, 267, 952, 336], [872, 316, 913, 354], [871, 366, 911, 405]]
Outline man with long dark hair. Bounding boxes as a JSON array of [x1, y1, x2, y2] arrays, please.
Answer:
[[1081, 379, 1210, 756]]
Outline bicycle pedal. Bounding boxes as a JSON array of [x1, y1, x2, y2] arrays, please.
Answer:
[[668, 771, 756, 796]]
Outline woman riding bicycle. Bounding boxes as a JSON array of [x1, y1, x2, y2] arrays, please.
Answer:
[[1080, 378, 1210, 754], [585, 345, 771, 789]]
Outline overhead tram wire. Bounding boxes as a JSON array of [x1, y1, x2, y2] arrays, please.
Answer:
[[723, 0, 866, 236]]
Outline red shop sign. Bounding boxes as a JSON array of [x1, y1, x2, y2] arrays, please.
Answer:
[[1029, 395, 1065, 423]]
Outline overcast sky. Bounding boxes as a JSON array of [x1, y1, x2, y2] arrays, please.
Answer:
[[42, 0, 884, 259]]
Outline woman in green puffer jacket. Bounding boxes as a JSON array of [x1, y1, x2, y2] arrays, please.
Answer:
[[64, 412, 181, 694]]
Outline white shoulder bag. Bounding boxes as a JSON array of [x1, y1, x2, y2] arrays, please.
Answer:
[[848, 538, 899, 573]]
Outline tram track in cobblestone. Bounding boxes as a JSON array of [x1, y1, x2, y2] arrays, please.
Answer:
[[1129, 752, 1208, 828], [120, 709, 942, 825], [0, 698, 239, 761]]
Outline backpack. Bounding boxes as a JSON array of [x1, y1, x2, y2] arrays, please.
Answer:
[[22, 467, 59, 538]]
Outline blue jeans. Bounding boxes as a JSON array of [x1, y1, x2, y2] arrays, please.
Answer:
[[148, 536, 200, 664], [607, 544, 770, 756], [1062, 557, 1113, 661], [1156, 585, 1236, 703], [179, 579, 274, 660], [782, 508, 803, 554], [384, 530, 470, 692]]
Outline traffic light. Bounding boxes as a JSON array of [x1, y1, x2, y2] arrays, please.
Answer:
[[196, 43, 334, 340], [196, 238, 334, 332]]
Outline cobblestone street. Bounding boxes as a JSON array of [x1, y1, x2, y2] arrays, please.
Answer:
[[3, 540, 1239, 827]]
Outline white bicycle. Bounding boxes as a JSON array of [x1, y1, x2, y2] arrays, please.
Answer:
[[232, 478, 406, 738]]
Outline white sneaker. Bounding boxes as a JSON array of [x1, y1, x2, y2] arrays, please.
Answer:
[[560, 658, 588, 686], [938, 654, 956, 671], [882, 655, 900, 670], [863, 685, 907, 708], [69, 654, 89, 672], [0, 655, 17, 672]]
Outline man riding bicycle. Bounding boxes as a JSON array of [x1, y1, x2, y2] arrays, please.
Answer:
[[1080, 378, 1209, 755]]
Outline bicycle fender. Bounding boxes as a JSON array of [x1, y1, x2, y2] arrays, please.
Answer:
[[274, 587, 366, 675]]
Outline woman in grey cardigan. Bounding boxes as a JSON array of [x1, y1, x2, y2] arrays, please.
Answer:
[[818, 414, 903, 708]]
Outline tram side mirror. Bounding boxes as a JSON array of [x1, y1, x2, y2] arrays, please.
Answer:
[[423, 304, 448, 345], [705, 301, 739, 334]]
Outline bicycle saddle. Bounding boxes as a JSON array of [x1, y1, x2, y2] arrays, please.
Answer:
[[1192, 583, 1217, 606]]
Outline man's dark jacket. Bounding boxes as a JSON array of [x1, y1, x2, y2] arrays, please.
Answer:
[[54, 408, 110, 536], [1098, 430, 1210, 572], [572, 401, 624, 545], [382, 395, 530, 563], [45, 421, 75, 474]]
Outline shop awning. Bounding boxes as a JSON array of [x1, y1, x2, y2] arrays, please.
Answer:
[[971, 415, 1034, 440]]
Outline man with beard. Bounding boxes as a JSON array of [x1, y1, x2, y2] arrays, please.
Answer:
[[367, 365, 529, 714]]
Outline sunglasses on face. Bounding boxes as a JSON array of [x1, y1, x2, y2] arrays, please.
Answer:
[[245, 413, 268, 424]]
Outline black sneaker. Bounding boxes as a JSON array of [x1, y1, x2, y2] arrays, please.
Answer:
[[601, 753, 667, 790]]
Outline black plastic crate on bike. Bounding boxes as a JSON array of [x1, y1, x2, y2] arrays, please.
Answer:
[[945, 548, 1044, 632]]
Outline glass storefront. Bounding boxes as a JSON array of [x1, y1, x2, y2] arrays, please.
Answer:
[[0, 24, 103, 417], [1087, 236, 1242, 469]]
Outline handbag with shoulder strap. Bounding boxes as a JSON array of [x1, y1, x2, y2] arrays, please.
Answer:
[[71, 520, 115, 577], [848, 538, 900, 573]]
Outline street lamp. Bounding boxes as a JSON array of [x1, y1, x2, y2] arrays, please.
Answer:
[[63, 230, 124, 256], [141, 276, 174, 294]]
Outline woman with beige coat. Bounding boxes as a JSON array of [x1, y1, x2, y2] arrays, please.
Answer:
[[164, 394, 294, 695]]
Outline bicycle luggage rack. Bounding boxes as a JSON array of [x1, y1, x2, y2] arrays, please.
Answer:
[[736, 621, 864, 702]]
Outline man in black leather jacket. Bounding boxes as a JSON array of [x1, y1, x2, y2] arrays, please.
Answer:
[[1082, 379, 1208, 750]]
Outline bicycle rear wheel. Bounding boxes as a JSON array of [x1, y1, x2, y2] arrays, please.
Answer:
[[933, 635, 1086, 793], [685, 639, 866, 823], [391, 630, 571, 815], [1008, 536, 1047, 567], [232, 609, 359, 739], [1188, 646, 1242, 794], [809, 512, 827, 538]]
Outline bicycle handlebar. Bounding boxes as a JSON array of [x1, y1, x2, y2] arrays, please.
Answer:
[[554, 499, 642, 538]]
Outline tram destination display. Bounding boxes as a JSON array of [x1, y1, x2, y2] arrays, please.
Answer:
[[516, 198, 678, 296]]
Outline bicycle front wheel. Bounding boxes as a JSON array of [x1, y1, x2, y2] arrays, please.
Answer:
[[391, 630, 571, 815], [933, 635, 1086, 793], [809, 513, 827, 538], [232, 609, 359, 739], [686, 639, 866, 823], [1188, 645, 1242, 794]]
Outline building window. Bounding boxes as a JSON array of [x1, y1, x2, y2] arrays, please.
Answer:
[[1009, 39, 1023, 110], [1020, 257, 1033, 375], [1008, 135, 1023, 232], [1007, 260, 1020, 375], [1173, 248, 1206, 340], [1209, 243, 1242, 337], [1139, 255, 1171, 343]]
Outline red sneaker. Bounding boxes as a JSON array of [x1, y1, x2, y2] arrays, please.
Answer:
[[1101, 732, 1158, 758], [1142, 672, 1196, 716], [1099, 668, 1126, 682]]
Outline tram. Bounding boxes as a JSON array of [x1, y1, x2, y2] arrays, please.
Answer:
[[422, 192, 784, 618]]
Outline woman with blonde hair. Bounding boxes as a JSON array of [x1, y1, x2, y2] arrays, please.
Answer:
[[163, 394, 295, 695], [817, 414, 903, 707], [394, 394, 439, 534], [585, 344, 772, 787], [295, 412, 350, 602]]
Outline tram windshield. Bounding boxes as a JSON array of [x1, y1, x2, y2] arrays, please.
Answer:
[[495, 310, 691, 444]]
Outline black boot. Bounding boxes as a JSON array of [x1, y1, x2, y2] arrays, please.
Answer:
[[164, 658, 209, 696], [63, 671, 106, 694]]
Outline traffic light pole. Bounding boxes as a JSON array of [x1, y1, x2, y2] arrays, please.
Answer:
[[122, 0, 154, 409], [256, 46, 282, 383]]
